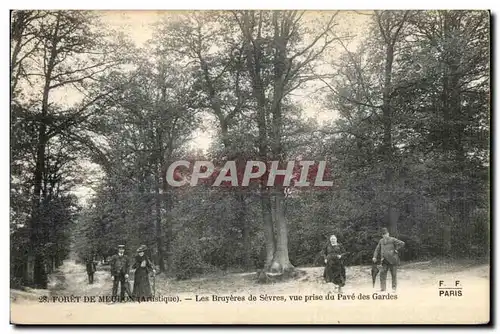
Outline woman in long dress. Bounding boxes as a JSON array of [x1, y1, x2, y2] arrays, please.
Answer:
[[321, 235, 347, 293], [132, 245, 156, 301]]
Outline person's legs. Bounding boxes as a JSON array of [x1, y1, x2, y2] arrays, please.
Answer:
[[380, 261, 389, 291], [112, 276, 119, 298], [390, 264, 397, 291], [120, 276, 126, 301]]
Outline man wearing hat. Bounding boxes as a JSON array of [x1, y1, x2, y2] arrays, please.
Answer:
[[372, 228, 405, 292], [109, 245, 131, 302]]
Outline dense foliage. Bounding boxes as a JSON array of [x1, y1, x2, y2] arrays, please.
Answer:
[[11, 10, 490, 285]]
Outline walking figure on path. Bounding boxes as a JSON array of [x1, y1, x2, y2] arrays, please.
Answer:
[[132, 245, 156, 301], [109, 245, 131, 302], [86, 256, 97, 284], [372, 227, 405, 292], [321, 234, 347, 293]]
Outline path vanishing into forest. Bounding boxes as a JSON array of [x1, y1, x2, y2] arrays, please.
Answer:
[[11, 259, 490, 324]]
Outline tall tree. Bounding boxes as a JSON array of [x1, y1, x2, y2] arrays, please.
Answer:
[[234, 10, 339, 273], [408, 10, 490, 254], [11, 10, 131, 287], [157, 12, 256, 269], [374, 10, 410, 234]]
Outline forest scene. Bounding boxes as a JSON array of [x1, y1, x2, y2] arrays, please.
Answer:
[[10, 10, 490, 292]]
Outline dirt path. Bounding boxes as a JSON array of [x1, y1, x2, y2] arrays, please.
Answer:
[[11, 260, 490, 324], [48, 260, 112, 297]]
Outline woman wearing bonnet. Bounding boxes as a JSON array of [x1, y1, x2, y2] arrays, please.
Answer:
[[132, 245, 156, 301], [321, 234, 347, 293]]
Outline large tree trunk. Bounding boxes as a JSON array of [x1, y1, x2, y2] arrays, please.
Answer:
[[27, 13, 61, 288], [266, 12, 294, 273], [155, 165, 166, 273], [29, 87, 50, 286], [28, 136, 46, 286], [376, 11, 408, 235], [241, 20, 277, 270], [28, 73, 49, 289], [269, 188, 293, 273], [382, 42, 397, 235], [261, 190, 276, 269]]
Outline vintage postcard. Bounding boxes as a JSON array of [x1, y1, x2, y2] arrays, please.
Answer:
[[9, 9, 490, 325]]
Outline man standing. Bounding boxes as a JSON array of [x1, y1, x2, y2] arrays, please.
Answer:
[[372, 227, 405, 292], [109, 245, 131, 302], [86, 256, 97, 284]]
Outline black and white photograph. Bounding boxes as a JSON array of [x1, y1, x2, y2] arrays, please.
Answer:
[[9, 9, 490, 324]]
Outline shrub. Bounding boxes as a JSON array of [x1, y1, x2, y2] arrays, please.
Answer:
[[171, 231, 206, 280]]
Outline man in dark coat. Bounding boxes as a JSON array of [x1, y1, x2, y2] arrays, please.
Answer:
[[85, 256, 97, 284], [109, 245, 131, 302], [372, 228, 405, 292]]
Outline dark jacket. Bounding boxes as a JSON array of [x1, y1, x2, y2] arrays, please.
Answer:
[[132, 255, 154, 272], [86, 260, 97, 274], [321, 242, 346, 261], [109, 254, 130, 277], [373, 236, 405, 265]]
